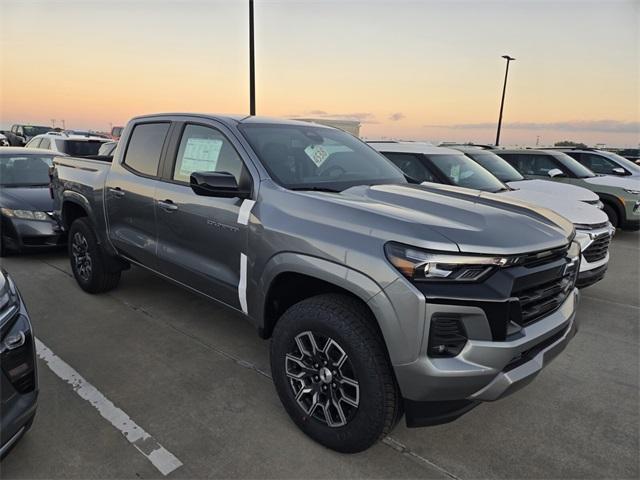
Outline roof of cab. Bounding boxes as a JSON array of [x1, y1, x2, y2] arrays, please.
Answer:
[[129, 113, 334, 129], [368, 141, 462, 156]]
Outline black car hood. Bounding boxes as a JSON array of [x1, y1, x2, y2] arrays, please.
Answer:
[[0, 186, 54, 211]]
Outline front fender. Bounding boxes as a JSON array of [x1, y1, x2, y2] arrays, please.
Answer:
[[62, 191, 95, 226], [253, 252, 423, 365]]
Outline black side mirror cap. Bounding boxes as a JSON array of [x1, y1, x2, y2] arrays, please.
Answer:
[[190, 171, 251, 198]]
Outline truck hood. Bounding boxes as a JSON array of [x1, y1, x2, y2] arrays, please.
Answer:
[[308, 183, 573, 255], [583, 175, 640, 190], [0, 186, 54, 212], [497, 188, 608, 227], [507, 179, 599, 202]]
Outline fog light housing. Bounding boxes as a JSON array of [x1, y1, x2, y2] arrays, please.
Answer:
[[427, 314, 468, 358]]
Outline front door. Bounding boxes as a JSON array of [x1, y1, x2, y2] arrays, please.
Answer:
[[154, 122, 253, 311]]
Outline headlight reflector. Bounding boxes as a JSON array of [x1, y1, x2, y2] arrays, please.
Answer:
[[385, 243, 515, 282], [0, 208, 49, 221]]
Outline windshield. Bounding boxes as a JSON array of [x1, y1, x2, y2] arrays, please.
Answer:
[[600, 151, 640, 173], [549, 151, 596, 178], [425, 153, 507, 192], [239, 124, 406, 191], [466, 151, 524, 182], [23, 126, 50, 137], [0, 154, 53, 186], [60, 139, 105, 156]]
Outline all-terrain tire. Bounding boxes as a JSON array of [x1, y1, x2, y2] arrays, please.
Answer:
[[270, 293, 401, 453], [68, 217, 120, 293]]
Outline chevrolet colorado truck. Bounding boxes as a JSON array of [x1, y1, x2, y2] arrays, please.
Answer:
[[51, 114, 581, 452]]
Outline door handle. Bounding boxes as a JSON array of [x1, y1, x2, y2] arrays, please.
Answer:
[[108, 187, 125, 198], [158, 199, 178, 212]]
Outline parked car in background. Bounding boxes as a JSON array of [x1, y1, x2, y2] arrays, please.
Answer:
[[616, 148, 639, 164], [10, 125, 50, 144], [0, 133, 9, 147], [0, 269, 38, 458], [0, 148, 66, 255], [495, 149, 640, 230], [25, 132, 109, 157], [110, 126, 123, 140], [556, 148, 640, 178], [51, 113, 581, 452], [97, 141, 117, 157], [443, 144, 603, 207], [0, 131, 25, 147], [372, 142, 613, 287]]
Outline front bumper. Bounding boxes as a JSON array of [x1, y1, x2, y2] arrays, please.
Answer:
[[1, 216, 65, 252], [0, 280, 38, 457], [399, 289, 579, 427], [395, 288, 579, 402]]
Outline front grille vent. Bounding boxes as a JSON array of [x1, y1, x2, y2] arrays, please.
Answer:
[[583, 234, 611, 263], [427, 314, 467, 358]]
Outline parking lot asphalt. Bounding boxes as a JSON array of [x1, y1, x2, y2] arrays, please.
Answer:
[[0, 232, 638, 479]]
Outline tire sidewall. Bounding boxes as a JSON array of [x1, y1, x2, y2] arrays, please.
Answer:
[[603, 203, 619, 229], [271, 299, 392, 452]]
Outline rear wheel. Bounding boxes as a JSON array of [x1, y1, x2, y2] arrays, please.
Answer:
[[270, 294, 401, 453], [602, 203, 619, 229], [68, 218, 120, 293]]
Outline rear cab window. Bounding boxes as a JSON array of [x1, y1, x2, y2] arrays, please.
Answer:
[[122, 123, 170, 176]]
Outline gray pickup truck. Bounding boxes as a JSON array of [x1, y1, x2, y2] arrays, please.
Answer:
[[51, 113, 580, 452]]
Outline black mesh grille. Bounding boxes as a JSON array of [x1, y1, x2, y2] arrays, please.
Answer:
[[512, 265, 578, 326], [583, 234, 611, 263]]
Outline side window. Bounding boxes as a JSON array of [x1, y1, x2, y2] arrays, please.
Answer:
[[39, 138, 51, 149], [581, 153, 620, 175], [123, 123, 170, 177], [526, 154, 561, 176], [172, 124, 244, 183], [499, 154, 529, 174], [382, 152, 436, 183], [27, 138, 41, 148]]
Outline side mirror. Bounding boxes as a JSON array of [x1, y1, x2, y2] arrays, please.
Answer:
[[547, 168, 564, 178], [190, 171, 251, 198], [612, 167, 627, 176]]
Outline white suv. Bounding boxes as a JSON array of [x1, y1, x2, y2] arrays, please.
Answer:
[[25, 132, 109, 157]]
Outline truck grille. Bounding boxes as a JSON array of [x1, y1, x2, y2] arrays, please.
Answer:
[[583, 234, 611, 263], [512, 262, 578, 326]]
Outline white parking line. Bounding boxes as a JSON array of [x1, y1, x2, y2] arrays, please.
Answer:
[[35, 338, 183, 476]]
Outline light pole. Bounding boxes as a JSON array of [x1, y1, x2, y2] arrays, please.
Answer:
[[249, 0, 256, 115], [495, 55, 515, 146]]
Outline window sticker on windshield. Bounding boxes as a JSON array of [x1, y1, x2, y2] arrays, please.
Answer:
[[305, 145, 329, 166], [180, 138, 223, 175]]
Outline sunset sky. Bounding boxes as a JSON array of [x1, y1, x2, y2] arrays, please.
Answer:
[[1, 0, 638, 146]]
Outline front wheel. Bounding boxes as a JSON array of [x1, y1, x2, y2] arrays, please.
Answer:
[[270, 294, 401, 453], [602, 203, 619, 229], [68, 218, 121, 293]]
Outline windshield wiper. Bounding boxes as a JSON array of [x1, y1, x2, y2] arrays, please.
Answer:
[[290, 186, 341, 193]]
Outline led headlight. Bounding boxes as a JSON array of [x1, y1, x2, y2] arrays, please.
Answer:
[[596, 200, 604, 209], [385, 243, 516, 282], [0, 208, 49, 221], [624, 189, 640, 195]]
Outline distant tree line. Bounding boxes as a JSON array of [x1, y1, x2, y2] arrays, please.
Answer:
[[554, 140, 588, 149]]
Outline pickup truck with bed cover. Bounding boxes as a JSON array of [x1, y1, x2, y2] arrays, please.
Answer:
[[51, 113, 581, 452]]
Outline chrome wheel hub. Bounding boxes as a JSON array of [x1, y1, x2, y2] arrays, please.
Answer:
[[71, 232, 92, 282], [285, 331, 360, 427]]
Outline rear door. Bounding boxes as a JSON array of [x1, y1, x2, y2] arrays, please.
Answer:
[[104, 121, 171, 268], [153, 121, 254, 310]]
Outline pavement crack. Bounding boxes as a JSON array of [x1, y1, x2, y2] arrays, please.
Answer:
[[39, 258, 73, 278], [383, 436, 462, 479], [118, 299, 273, 380], [581, 294, 639, 310]]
